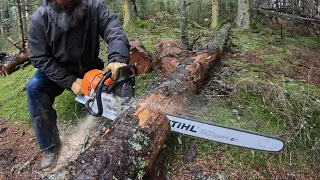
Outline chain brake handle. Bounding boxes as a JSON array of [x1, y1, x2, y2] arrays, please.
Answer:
[[85, 64, 137, 117], [105, 64, 137, 93]]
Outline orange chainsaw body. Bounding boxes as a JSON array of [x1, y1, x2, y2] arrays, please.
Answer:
[[82, 69, 113, 96]]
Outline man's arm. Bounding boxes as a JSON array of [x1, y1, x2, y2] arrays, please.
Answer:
[[28, 13, 77, 89], [97, 1, 130, 64]]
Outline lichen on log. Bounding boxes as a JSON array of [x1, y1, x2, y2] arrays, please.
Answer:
[[72, 106, 170, 179]]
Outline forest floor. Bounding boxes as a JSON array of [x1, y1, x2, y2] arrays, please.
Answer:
[[160, 28, 320, 179], [0, 23, 319, 179]]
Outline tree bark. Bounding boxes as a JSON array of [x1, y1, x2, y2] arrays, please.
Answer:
[[179, 0, 189, 49], [72, 24, 231, 179], [17, 0, 25, 45], [132, 0, 138, 17], [129, 40, 153, 75], [211, 0, 219, 28], [73, 106, 170, 179], [236, 0, 251, 29], [122, 0, 136, 27]]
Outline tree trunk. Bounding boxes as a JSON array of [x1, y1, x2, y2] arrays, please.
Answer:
[[179, 0, 189, 49], [17, 0, 25, 45], [122, 0, 136, 27], [22, 0, 29, 35], [236, 0, 251, 29], [211, 0, 219, 28], [268, 0, 273, 8], [128, 40, 152, 75], [72, 24, 231, 179], [132, 0, 138, 17], [2, 3, 10, 36]]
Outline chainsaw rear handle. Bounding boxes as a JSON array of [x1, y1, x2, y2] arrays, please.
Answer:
[[85, 64, 137, 117]]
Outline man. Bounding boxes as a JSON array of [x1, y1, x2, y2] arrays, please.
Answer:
[[26, 0, 133, 171]]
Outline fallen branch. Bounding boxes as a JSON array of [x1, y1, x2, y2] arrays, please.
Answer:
[[255, 9, 320, 23], [0, 38, 29, 76], [7, 37, 23, 51]]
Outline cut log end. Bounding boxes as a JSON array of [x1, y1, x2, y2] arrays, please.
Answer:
[[129, 40, 153, 75]]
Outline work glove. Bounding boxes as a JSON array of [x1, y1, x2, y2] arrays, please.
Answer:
[[71, 78, 83, 95], [102, 62, 127, 80]]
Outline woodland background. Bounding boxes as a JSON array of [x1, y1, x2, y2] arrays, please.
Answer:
[[0, 0, 320, 179]]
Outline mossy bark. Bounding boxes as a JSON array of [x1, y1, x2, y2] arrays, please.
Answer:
[[211, 0, 219, 29], [122, 0, 136, 27], [73, 106, 170, 179], [236, 0, 250, 29]]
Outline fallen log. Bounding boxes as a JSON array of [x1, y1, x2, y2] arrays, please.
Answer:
[[0, 38, 28, 76], [129, 40, 153, 75], [254, 9, 320, 37], [71, 24, 231, 179]]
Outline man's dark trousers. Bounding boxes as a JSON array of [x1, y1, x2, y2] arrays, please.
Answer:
[[26, 70, 64, 150]]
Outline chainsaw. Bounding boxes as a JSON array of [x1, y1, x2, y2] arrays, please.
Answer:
[[75, 65, 285, 152]]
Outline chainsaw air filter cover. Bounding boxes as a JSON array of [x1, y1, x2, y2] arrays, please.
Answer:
[[82, 69, 114, 96]]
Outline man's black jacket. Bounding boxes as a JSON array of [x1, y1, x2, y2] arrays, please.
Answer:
[[28, 0, 130, 89]]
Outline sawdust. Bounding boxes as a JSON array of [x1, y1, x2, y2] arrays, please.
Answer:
[[50, 115, 108, 173]]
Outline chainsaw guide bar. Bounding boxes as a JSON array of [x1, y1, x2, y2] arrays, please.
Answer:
[[76, 94, 284, 152]]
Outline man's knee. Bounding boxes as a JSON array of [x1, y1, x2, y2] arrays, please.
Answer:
[[26, 75, 41, 96]]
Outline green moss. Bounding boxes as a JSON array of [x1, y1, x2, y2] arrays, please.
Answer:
[[0, 66, 36, 123], [286, 35, 320, 48], [54, 91, 86, 124], [133, 17, 153, 29], [232, 30, 262, 51], [0, 65, 86, 124], [135, 72, 156, 97]]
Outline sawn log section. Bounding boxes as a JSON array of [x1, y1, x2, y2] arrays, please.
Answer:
[[72, 24, 231, 179]]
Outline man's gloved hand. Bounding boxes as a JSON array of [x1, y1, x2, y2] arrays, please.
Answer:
[[102, 62, 127, 80], [71, 78, 83, 95]]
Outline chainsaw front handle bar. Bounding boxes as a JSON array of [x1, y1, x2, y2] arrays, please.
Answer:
[[85, 64, 137, 117]]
